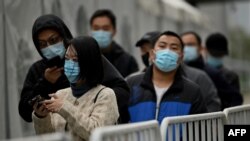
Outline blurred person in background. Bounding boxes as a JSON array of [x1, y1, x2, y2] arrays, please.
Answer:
[[90, 9, 139, 77], [33, 36, 119, 141], [135, 31, 161, 71], [181, 31, 241, 110], [205, 33, 243, 108], [180, 64, 221, 112], [181, 31, 205, 67], [126, 31, 207, 123], [18, 14, 130, 124]]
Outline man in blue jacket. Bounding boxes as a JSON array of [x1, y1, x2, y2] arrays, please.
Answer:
[[126, 31, 207, 123], [130, 31, 220, 112]]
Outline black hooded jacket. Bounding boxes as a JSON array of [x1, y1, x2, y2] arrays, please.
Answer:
[[18, 14, 130, 123], [103, 42, 139, 77]]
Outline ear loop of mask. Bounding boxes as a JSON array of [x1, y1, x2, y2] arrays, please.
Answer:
[[152, 50, 156, 64]]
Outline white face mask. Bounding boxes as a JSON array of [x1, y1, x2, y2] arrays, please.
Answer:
[[41, 41, 66, 59]]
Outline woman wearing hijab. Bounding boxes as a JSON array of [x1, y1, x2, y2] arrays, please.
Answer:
[[32, 36, 119, 141]]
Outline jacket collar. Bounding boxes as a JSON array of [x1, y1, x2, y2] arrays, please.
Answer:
[[180, 63, 189, 77], [140, 65, 184, 94], [102, 41, 125, 61], [110, 41, 124, 55], [186, 55, 205, 70]]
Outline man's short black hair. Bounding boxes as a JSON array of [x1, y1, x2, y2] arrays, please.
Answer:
[[154, 31, 184, 49], [69, 36, 104, 87], [90, 9, 116, 29], [181, 31, 202, 45]]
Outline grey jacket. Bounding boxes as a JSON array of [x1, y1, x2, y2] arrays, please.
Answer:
[[182, 64, 221, 112]]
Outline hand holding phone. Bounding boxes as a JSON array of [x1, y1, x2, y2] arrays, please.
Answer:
[[44, 66, 63, 83], [29, 95, 45, 107], [32, 97, 49, 118], [47, 56, 64, 68]]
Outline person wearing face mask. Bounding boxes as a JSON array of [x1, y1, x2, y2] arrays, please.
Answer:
[[32, 36, 119, 141], [126, 31, 207, 123], [126, 31, 220, 112], [90, 9, 139, 77], [19, 14, 130, 124], [181, 31, 242, 110], [205, 33, 243, 108], [135, 31, 161, 70], [181, 31, 204, 66]]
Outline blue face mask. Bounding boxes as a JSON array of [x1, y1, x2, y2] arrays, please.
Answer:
[[41, 41, 66, 59], [64, 60, 80, 83], [154, 49, 179, 72], [91, 30, 112, 48], [183, 45, 199, 62], [206, 55, 223, 68]]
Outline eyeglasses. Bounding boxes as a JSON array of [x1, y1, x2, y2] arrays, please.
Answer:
[[38, 35, 63, 48]]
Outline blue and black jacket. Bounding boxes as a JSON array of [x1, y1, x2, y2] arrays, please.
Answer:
[[126, 66, 207, 123]]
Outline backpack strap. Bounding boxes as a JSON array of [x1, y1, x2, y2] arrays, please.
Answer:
[[93, 87, 106, 103], [65, 123, 68, 131]]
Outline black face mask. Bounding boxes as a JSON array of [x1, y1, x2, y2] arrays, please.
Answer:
[[141, 52, 150, 67]]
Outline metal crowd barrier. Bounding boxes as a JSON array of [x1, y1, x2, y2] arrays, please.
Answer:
[[89, 120, 161, 141], [223, 104, 250, 125], [1, 132, 72, 141], [3, 105, 250, 141], [160, 112, 227, 141]]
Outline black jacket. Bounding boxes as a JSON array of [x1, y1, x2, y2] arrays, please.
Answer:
[[186, 55, 243, 109], [103, 42, 139, 77], [218, 66, 243, 107], [18, 14, 130, 123], [126, 66, 207, 123]]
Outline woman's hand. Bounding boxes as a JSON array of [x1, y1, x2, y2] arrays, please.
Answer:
[[44, 94, 64, 113], [33, 102, 49, 118]]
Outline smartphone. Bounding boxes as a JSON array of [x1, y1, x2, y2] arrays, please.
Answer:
[[28, 95, 45, 107], [47, 56, 64, 68]]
